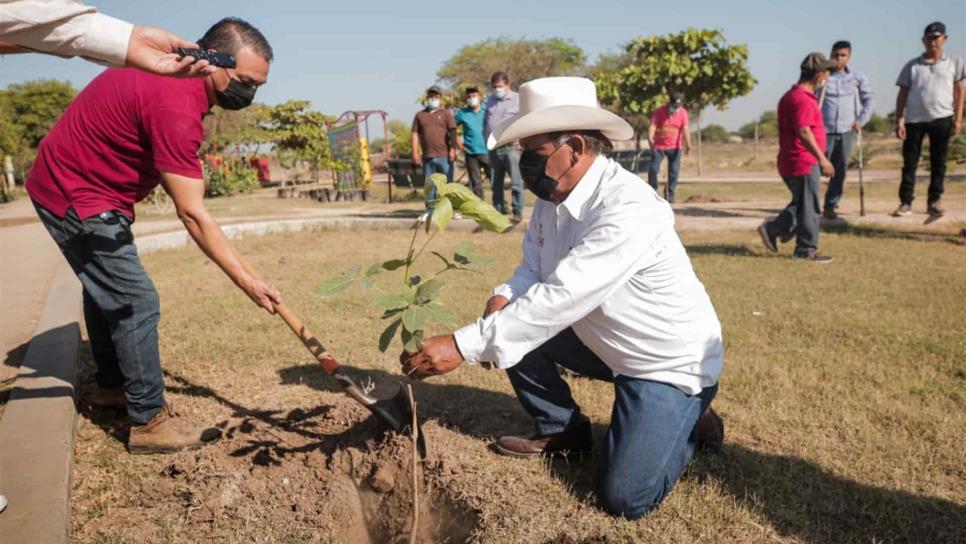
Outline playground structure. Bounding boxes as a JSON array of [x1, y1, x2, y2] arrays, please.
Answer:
[[277, 110, 394, 203]]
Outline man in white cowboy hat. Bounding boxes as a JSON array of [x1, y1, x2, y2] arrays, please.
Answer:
[[400, 77, 725, 520]]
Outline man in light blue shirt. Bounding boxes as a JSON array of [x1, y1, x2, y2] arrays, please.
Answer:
[[484, 71, 525, 223], [455, 86, 489, 199], [821, 40, 874, 219]]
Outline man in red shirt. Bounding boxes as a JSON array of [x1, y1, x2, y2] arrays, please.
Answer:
[[27, 17, 279, 454], [647, 92, 691, 203], [758, 53, 837, 263]]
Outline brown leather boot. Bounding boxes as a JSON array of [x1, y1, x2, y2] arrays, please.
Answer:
[[88, 385, 127, 409], [695, 406, 724, 452], [128, 401, 221, 454], [494, 417, 593, 459]]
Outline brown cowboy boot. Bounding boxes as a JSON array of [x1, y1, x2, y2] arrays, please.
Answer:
[[128, 401, 221, 454], [494, 416, 593, 459], [88, 385, 127, 409], [694, 406, 724, 452]]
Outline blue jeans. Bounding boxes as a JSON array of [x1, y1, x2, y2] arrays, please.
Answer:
[[823, 132, 855, 211], [506, 328, 718, 519], [422, 156, 453, 210], [765, 165, 821, 255], [488, 146, 524, 216], [647, 149, 682, 202], [34, 202, 164, 424]]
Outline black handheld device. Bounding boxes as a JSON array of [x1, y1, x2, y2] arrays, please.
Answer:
[[176, 48, 236, 69]]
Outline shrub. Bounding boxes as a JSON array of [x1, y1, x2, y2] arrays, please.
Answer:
[[205, 162, 259, 198]]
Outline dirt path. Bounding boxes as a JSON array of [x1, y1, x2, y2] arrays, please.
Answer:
[[0, 198, 63, 416]]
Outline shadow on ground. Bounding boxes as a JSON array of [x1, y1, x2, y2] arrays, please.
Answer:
[[684, 243, 761, 257], [70, 348, 966, 542], [821, 221, 966, 245]]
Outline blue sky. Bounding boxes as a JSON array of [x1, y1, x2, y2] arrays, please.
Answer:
[[1, 0, 963, 134]]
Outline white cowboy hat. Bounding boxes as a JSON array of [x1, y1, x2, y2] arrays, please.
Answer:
[[487, 76, 633, 150]]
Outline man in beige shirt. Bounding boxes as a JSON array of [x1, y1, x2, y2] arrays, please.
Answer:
[[0, 0, 214, 76]]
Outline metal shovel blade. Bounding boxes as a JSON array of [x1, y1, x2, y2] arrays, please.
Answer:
[[333, 368, 427, 458]]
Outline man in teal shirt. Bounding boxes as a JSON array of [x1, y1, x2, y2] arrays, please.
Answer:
[[455, 86, 489, 198]]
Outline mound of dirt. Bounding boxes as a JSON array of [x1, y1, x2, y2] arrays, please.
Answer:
[[82, 392, 480, 543]]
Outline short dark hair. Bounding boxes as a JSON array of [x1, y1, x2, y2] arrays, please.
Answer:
[[197, 17, 273, 62], [831, 40, 851, 52], [800, 69, 819, 81], [553, 130, 613, 156], [465, 86, 480, 95], [490, 71, 509, 85]]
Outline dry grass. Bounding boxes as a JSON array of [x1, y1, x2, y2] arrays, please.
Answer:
[[69, 221, 966, 543]]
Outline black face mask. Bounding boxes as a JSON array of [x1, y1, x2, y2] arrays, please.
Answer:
[[215, 77, 256, 110], [519, 145, 569, 201]]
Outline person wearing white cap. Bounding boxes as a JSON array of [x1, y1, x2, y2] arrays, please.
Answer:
[[400, 77, 725, 519]]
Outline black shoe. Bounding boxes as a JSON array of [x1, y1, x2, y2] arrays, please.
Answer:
[[511, 213, 523, 224], [758, 223, 778, 253], [823, 207, 839, 220], [794, 251, 833, 263], [891, 203, 912, 217], [927, 202, 945, 218]]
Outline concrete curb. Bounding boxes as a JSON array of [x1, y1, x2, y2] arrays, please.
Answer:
[[0, 263, 82, 544]]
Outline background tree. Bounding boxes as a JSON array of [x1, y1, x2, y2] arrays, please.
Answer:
[[699, 123, 731, 143], [436, 36, 586, 96], [265, 100, 336, 177], [370, 120, 413, 158], [0, 79, 76, 182], [202, 103, 273, 155], [595, 28, 756, 174], [864, 112, 892, 135], [737, 110, 778, 140], [591, 51, 650, 148]]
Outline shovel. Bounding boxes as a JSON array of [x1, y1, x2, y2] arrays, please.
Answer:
[[237, 258, 426, 456]]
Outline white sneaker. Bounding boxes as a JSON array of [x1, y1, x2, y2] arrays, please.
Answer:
[[0, 493, 7, 513]]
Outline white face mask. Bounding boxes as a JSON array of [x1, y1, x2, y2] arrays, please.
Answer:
[[494, 87, 508, 99], [467, 96, 480, 107], [427, 98, 441, 109]]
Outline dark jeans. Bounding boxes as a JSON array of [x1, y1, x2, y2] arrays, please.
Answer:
[[489, 146, 524, 216], [34, 202, 164, 424], [823, 132, 856, 211], [506, 328, 718, 519], [422, 155, 453, 211], [464, 152, 489, 199], [765, 165, 821, 255], [647, 149, 682, 203], [900, 116, 952, 205]]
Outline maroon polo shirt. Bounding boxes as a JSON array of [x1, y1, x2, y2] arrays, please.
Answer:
[[777, 84, 826, 178], [27, 67, 212, 219]]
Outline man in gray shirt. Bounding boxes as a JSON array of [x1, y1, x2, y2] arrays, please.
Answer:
[[484, 71, 525, 223], [893, 21, 965, 218]]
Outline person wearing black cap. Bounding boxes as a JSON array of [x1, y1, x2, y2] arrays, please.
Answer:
[[647, 91, 691, 203], [892, 21, 965, 218], [758, 52, 837, 263], [412, 85, 457, 209]]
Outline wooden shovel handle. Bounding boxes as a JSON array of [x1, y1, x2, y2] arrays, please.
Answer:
[[234, 254, 340, 375]]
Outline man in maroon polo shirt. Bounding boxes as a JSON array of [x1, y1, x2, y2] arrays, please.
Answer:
[[758, 52, 837, 263], [27, 17, 278, 454]]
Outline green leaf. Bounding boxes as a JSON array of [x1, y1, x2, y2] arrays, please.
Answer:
[[316, 275, 354, 298], [456, 198, 512, 233], [401, 306, 427, 332], [414, 278, 445, 305], [423, 303, 458, 327], [378, 318, 402, 352], [359, 277, 374, 291], [374, 292, 410, 311], [381, 259, 408, 271], [401, 326, 424, 353], [431, 196, 454, 232], [454, 240, 477, 264]]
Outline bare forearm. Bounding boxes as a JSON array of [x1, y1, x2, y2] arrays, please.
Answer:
[[798, 127, 824, 162], [179, 209, 249, 287], [954, 83, 964, 123], [895, 88, 908, 121]]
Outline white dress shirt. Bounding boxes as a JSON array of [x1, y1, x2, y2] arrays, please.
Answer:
[[1, 0, 132, 65], [454, 156, 724, 394]]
